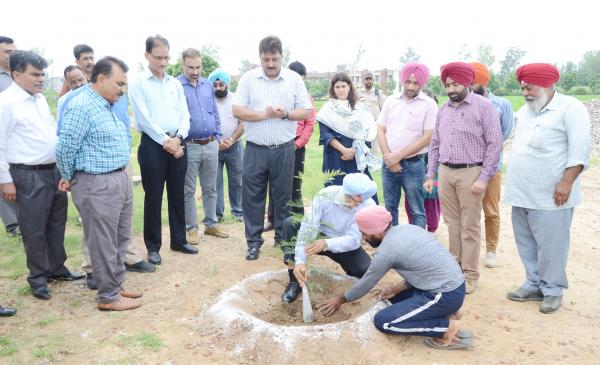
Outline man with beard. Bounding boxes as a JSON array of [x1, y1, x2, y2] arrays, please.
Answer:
[[178, 48, 229, 243], [0, 51, 84, 300], [318, 205, 470, 350], [504, 64, 591, 314], [469, 62, 513, 268], [57, 57, 143, 311], [424, 62, 502, 294], [209, 69, 245, 222], [376, 62, 437, 229]]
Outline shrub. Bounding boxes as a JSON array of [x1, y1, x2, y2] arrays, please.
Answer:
[[493, 88, 510, 96], [569, 86, 591, 95]]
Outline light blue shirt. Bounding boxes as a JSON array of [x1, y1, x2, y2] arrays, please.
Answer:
[[128, 68, 190, 144], [504, 92, 591, 210], [294, 185, 375, 264], [488, 91, 514, 171]]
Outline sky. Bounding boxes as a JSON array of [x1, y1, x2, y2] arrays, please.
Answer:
[[2, 0, 597, 78]]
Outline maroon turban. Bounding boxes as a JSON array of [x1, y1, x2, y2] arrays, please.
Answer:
[[440, 62, 475, 87], [516, 63, 560, 88]]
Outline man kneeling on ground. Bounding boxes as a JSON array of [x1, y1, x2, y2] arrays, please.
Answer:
[[318, 205, 472, 350], [281, 173, 377, 303]]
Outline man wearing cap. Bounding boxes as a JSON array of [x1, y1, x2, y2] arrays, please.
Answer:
[[469, 62, 514, 268], [210, 68, 245, 223], [377, 62, 437, 228], [358, 70, 386, 155], [505, 63, 590, 314], [318, 205, 470, 350], [424, 62, 503, 294], [283, 173, 377, 303]]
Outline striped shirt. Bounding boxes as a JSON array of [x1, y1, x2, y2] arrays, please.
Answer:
[[128, 68, 190, 145], [426, 92, 503, 183], [233, 67, 312, 145], [504, 92, 591, 210], [56, 85, 130, 181]]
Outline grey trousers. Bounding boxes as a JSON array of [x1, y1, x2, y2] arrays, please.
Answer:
[[243, 141, 294, 247], [0, 198, 18, 229], [9, 166, 68, 288], [512, 206, 574, 297], [184, 140, 219, 230], [71, 171, 133, 304]]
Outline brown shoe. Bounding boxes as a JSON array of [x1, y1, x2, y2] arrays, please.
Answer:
[[98, 297, 141, 311], [204, 226, 229, 238], [186, 229, 201, 245], [120, 290, 143, 298]]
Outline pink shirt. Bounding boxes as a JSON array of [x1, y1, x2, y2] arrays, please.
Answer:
[[376, 91, 438, 156]]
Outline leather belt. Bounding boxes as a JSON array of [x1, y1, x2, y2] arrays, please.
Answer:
[[403, 154, 423, 162], [107, 166, 126, 173], [247, 140, 294, 150], [10, 163, 56, 170], [441, 162, 483, 169], [186, 136, 216, 145]]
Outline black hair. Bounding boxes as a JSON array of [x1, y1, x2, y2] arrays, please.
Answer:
[[329, 72, 358, 110], [73, 44, 94, 59], [258, 35, 282, 55], [90, 56, 129, 83], [9, 50, 47, 76], [288, 61, 306, 77], [63, 65, 83, 79], [145, 35, 169, 53], [0, 36, 14, 45]]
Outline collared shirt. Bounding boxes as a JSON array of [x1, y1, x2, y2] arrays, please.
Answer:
[[487, 91, 514, 171], [177, 74, 221, 140], [427, 92, 503, 183], [56, 85, 130, 181], [358, 87, 386, 119], [504, 92, 591, 210], [128, 68, 190, 144], [0, 66, 12, 92], [295, 96, 315, 149], [233, 67, 312, 145], [57, 86, 130, 140], [376, 91, 437, 155], [294, 185, 375, 265], [0, 83, 57, 183], [216, 92, 241, 140]]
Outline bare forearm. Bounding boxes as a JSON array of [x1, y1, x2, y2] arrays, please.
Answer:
[[230, 123, 245, 142], [288, 108, 311, 121], [377, 127, 391, 155], [232, 106, 267, 122], [329, 138, 347, 153], [561, 165, 584, 184], [397, 132, 432, 159]]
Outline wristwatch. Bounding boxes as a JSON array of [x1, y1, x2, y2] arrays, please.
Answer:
[[282, 110, 289, 120], [177, 134, 185, 145]]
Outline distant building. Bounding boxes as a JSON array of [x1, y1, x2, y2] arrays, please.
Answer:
[[306, 65, 398, 92]]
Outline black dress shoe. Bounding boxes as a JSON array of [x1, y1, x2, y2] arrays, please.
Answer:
[[48, 271, 85, 281], [125, 260, 156, 273], [147, 252, 162, 265], [263, 222, 274, 232], [171, 243, 198, 255], [32, 286, 51, 300], [246, 247, 260, 261], [86, 273, 97, 290], [0, 305, 17, 317], [281, 281, 302, 303]]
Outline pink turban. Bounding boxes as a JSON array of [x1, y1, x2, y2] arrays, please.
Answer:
[[400, 62, 430, 87], [355, 206, 392, 234], [516, 63, 560, 88], [440, 62, 475, 87]]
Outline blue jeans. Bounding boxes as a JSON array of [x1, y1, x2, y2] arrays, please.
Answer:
[[216, 142, 244, 219], [382, 159, 426, 228]]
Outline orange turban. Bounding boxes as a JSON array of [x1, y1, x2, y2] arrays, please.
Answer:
[[440, 62, 475, 87], [355, 206, 392, 234], [469, 62, 490, 86], [516, 63, 560, 88]]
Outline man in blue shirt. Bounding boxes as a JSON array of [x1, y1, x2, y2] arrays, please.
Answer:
[[177, 48, 228, 243], [56, 57, 142, 312]]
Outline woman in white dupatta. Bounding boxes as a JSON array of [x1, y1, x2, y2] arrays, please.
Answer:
[[317, 73, 381, 202]]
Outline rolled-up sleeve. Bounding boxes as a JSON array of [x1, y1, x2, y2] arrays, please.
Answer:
[[565, 102, 591, 171], [294, 76, 312, 111]]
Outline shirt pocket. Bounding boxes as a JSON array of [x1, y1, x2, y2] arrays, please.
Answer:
[[406, 111, 425, 132], [527, 122, 562, 152]]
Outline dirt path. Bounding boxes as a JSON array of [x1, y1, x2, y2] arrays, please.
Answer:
[[1, 166, 599, 364]]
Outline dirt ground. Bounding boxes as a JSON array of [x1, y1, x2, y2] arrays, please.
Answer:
[[1, 165, 600, 364]]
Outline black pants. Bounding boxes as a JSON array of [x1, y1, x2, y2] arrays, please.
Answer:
[[243, 141, 294, 248], [268, 145, 306, 222], [281, 216, 371, 278], [10, 166, 68, 288], [138, 133, 187, 252]]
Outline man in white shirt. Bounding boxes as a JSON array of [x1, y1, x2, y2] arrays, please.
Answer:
[[209, 69, 244, 222], [129, 35, 197, 265], [0, 50, 83, 300]]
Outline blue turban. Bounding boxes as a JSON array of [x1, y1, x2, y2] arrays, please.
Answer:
[[208, 68, 231, 84], [342, 173, 378, 201]]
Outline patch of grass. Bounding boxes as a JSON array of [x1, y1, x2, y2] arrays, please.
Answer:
[[16, 284, 31, 297], [117, 332, 163, 351], [0, 336, 18, 357], [35, 316, 61, 327]]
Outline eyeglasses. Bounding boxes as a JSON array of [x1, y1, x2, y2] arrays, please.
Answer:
[[149, 54, 171, 62]]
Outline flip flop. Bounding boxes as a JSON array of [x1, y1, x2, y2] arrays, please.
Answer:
[[456, 329, 474, 339], [424, 336, 473, 350]]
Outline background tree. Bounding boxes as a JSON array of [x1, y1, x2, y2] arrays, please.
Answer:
[[499, 46, 526, 84], [577, 50, 600, 87], [399, 46, 420, 67], [477, 43, 496, 68], [283, 46, 291, 68], [239, 59, 258, 74], [457, 43, 471, 61], [351, 43, 365, 72], [427, 75, 443, 96]]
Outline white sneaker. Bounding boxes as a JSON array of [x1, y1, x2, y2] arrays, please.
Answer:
[[485, 252, 497, 268]]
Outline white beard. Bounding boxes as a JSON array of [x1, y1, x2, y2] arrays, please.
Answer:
[[526, 91, 550, 113]]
